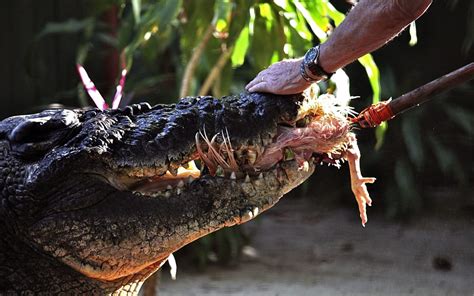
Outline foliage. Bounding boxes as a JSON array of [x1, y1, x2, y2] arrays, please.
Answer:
[[379, 84, 473, 218], [36, 0, 381, 105]]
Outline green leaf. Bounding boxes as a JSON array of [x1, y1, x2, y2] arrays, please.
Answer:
[[259, 3, 274, 31], [213, 0, 234, 34], [358, 54, 386, 148], [394, 159, 422, 213], [227, 0, 252, 43], [358, 54, 381, 103], [401, 116, 424, 169], [249, 7, 278, 69], [298, 0, 330, 33], [324, 0, 345, 26], [37, 18, 94, 39], [293, 0, 327, 41], [140, 0, 182, 28], [180, 0, 215, 60], [123, 0, 183, 70], [427, 133, 465, 183], [374, 122, 387, 150], [444, 105, 474, 135], [231, 27, 250, 67], [277, 3, 312, 42], [132, 0, 141, 25]]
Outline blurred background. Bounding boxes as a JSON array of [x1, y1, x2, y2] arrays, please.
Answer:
[[1, 0, 473, 295]]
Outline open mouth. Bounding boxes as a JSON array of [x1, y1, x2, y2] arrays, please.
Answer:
[[102, 93, 375, 226], [108, 93, 354, 200]]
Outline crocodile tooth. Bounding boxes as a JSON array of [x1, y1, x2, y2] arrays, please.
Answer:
[[253, 207, 259, 217], [244, 174, 251, 183], [164, 191, 171, 198], [187, 176, 194, 184], [258, 173, 263, 179], [302, 161, 309, 172], [241, 211, 253, 222], [230, 172, 237, 180], [177, 188, 182, 195], [167, 185, 173, 190], [177, 180, 185, 188]]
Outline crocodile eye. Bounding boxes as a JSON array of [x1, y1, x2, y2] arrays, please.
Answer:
[[8, 109, 80, 159]]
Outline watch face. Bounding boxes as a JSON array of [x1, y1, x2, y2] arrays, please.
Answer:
[[305, 47, 318, 65]]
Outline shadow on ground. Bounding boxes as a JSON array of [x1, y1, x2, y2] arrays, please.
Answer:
[[159, 192, 474, 296]]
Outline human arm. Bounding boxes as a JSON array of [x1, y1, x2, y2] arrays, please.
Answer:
[[245, 0, 432, 94]]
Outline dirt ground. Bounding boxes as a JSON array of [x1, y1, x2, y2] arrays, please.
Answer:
[[158, 195, 474, 296]]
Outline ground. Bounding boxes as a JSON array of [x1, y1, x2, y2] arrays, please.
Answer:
[[159, 192, 474, 296]]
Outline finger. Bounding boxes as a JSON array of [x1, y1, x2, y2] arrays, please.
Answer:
[[245, 78, 260, 90], [248, 82, 270, 93], [245, 72, 266, 90]]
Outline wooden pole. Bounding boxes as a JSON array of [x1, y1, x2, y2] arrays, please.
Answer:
[[389, 62, 474, 116]]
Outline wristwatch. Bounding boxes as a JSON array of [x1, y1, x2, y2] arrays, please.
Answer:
[[300, 45, 334, 82]]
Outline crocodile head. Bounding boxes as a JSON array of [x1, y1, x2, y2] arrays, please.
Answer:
[[0, 92, 354, 294]]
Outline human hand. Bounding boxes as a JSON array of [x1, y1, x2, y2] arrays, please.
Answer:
[[245, 58, 313, 95]]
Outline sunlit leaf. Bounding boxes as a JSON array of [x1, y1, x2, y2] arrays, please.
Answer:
[[324, 0, 345, 26], [259, 3, 274, 31], [273, 0, 288, 10], [213, 0, 234, 34], [231, 27, 250, 67], [132, 0, 141, 25], [271, 50, 280, 64], [293, 0, 327, 41], [298, 0, 330, 33], [227, 0, 252, 43], [358, 54, 381, 103], [249, 7, 279, 69], [277, 3, 312, 42], [358, 54, 386, 148], [374, 122, 387, 150]]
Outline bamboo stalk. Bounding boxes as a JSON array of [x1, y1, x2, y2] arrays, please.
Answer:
[[198, 45, 234, 96], [179, 25, 215, 98]]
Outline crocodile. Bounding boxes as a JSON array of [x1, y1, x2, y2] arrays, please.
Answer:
[[0, 91, 373, 294]]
